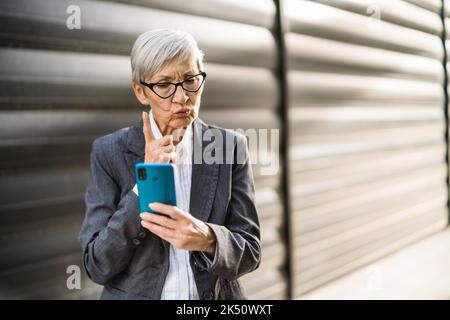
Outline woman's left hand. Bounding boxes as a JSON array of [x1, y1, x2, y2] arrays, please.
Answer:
[[140, 203, 216, 257]]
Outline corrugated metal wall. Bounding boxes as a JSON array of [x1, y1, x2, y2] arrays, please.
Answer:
[[0, 0, 449, 300], [446, 0, 450, 180], [286, 0, 449, 297], [0, 0, 285, 299]]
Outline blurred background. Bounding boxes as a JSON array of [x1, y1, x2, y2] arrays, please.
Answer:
[[0, 0, 449, 299]]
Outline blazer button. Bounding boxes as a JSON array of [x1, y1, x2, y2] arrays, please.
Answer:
[[138, 231, 147, 239], [202, 291, 214, 300], [132, 238, 141, 246]]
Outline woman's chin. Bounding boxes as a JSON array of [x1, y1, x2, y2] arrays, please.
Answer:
[[170, 115, 195, 128]]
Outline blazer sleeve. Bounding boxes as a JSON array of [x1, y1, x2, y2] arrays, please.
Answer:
[[78, 138, 143, 285], [193, 134, 262, 280]]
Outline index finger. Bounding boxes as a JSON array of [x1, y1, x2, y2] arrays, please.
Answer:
[[142, 111, 154, 143], [157, 135, 174, 147]]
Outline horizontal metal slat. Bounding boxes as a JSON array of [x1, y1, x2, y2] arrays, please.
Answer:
[[294, 205, 447, 277], [289, 71, 443, 104], [241, 269, 287, 299], [0, 220, 82, 270], [294, 218, 447, 296], [293, 173, 446, 223], [106, 0, 275, 29], [290, 142, 444, 178], [285, 0, 443, 59], [292, 171, 446, 241], [0, 252, 100, 299], [0, 166, 87, 210], [295, 198, 447, 273], [0, 48, 278, 111], [406, 0, 442, 13], [294, 178, 447, 243], [291, 157, 445, 202], [295, 181, 447, 247], [0, 0, 276, 68], [287, 33, 443, 81], [314, 0, 442, 35]]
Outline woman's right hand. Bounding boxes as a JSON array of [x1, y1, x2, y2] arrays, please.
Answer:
[[142, 111, 176, 164]]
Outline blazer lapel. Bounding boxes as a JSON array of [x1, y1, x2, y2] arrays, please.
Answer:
[[124, 121, 145, 187], [189, 118, 220, 222]]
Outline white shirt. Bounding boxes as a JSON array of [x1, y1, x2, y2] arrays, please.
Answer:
[[133, 110, 199, 300]]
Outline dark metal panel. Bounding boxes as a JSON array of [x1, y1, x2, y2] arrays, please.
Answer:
[[0, 0, 284, 300], [0, 49, 278, 110], [286, 0, 448, 297], [0, 0, 276, 68]]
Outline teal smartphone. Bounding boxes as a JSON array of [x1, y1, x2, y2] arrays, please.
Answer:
[[135, 163, 177, 214]]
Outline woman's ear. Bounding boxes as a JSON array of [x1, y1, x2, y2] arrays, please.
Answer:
[[131, 81, 149, 105]]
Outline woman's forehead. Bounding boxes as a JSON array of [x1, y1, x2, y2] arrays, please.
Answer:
[[154, 60, 199, 79]]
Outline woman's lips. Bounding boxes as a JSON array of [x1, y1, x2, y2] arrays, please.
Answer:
[[173, 109, 191, 117]]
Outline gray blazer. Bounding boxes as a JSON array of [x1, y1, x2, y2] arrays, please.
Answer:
[[79, 117, 261, 300]]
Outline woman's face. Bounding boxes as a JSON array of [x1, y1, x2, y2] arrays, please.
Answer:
[[132, 58, 204, 133]]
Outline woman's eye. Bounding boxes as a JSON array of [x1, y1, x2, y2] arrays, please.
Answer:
[[156, 84, 170, 89], [186, 77, 200, 83]]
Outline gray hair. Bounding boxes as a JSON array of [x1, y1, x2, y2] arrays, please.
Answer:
[[130, 29, 205, 84]]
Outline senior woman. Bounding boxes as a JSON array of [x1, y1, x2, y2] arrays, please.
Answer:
[[79, 29, 261, 300]]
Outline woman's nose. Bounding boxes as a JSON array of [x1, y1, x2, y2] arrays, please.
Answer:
[[172, 85, 189, 103]]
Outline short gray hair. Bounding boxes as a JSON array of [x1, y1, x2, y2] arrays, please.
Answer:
[[130, 29, 205, 84]]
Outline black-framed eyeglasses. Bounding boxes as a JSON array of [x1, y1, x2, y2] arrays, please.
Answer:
[[140, 71, 207, 99]]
